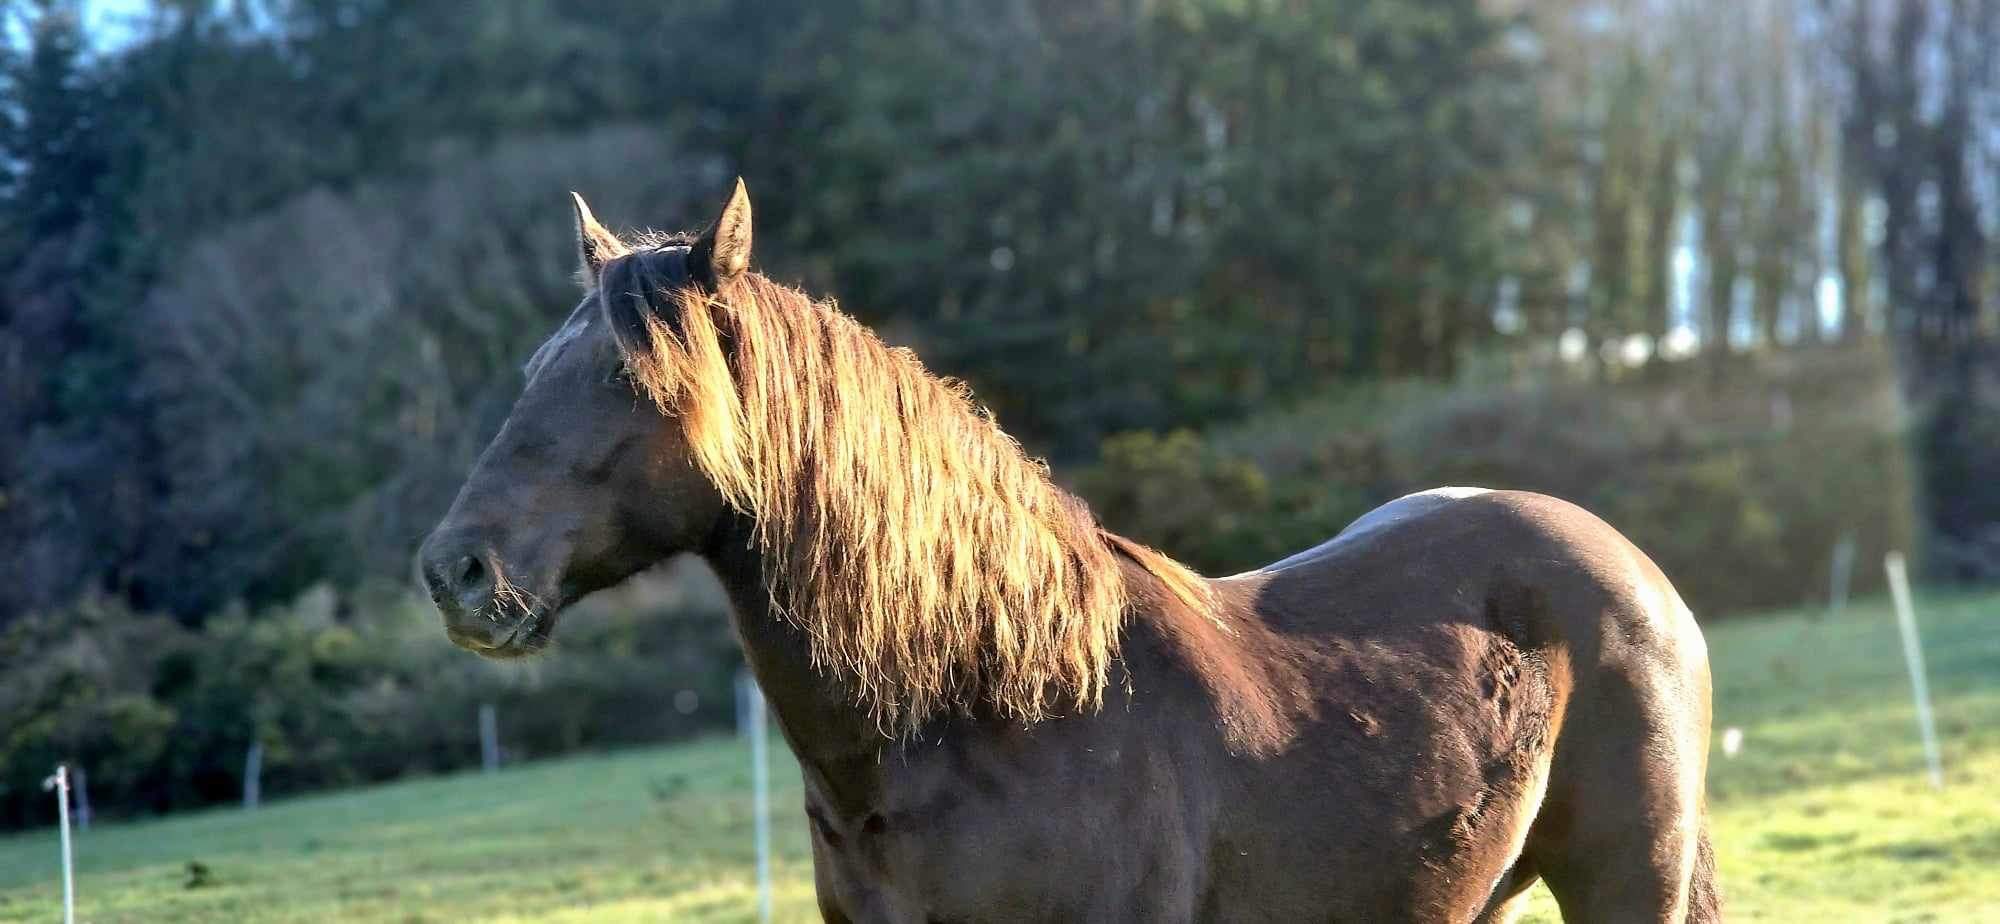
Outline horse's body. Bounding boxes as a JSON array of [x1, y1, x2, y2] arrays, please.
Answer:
[[730, 488, 1716, 923], [419, 183, 1719, 922]]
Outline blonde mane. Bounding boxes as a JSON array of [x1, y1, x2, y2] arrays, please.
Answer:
[[613, 264, 1210, 732]]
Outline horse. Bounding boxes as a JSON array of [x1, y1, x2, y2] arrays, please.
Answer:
[[418, 180, 1720, 922]]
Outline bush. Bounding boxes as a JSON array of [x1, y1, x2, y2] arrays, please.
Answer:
[[1078, 345, 1919, 619], [0, 560, 740, 830], [1074, 430, 1375, 575]]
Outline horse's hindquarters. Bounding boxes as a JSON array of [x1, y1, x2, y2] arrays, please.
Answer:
[[1194, 488, 1715, 922]]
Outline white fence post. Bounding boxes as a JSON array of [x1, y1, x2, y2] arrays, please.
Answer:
[[741, 673, 773, 923], [42, 765, 75, 924], [242, 742, 263, 810], [1884, 552, 1945, 789]]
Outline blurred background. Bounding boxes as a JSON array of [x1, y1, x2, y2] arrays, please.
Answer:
[[0, 0, 1995, 920]]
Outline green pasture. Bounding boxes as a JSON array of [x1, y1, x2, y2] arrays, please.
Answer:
[[3, 591, 1995, 922]]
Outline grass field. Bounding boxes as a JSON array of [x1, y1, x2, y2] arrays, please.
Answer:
[[2, 591, 1995, 922]]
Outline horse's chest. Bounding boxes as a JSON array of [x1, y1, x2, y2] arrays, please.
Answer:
[[802, 741, 1200, 922]]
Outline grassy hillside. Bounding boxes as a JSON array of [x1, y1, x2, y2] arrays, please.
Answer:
[[2, 590, 1996, 922]]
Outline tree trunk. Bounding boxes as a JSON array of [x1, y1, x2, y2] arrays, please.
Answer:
[[1833, 173, 1868, 340], [1643, 135, 1681, 345]]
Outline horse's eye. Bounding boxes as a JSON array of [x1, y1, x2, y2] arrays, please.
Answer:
[[605, 359, 630, 385]]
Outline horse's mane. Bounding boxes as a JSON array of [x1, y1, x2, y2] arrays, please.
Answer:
[[608, 252, 1211, 732]]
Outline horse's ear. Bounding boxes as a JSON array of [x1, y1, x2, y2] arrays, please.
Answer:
[[570, 191, 628, 289], [690, 178, 752, 287]]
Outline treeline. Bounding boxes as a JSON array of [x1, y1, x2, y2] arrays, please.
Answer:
[[1, 0, 1995, 625]]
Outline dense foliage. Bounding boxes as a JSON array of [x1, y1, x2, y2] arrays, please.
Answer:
[[1082, 343, 1918, 616], [0, 562, 739, 827]]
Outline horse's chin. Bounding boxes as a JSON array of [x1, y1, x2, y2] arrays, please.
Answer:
[[454, 607, 562, 660], [473, 633, 552, 660]]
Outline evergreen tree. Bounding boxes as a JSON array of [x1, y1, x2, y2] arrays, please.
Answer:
[[0, 5, 19, 235], [8, 0, 100, 242]]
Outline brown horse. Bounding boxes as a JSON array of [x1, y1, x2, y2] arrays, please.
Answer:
[[418, 181, 1719, 922]]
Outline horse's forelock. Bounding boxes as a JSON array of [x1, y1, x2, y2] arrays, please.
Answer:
[[593, 244, 695, 363]]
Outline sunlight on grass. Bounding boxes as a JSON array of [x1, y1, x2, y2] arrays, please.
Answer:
[[1, 591, 1995, 922]]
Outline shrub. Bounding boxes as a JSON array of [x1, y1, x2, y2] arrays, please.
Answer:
[[1075, 430, 1375, 575], [0, 560, 741, 829], [1078, 344, 1919, 619]]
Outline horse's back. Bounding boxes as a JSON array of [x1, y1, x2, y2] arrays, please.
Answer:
[[1234, 486, 1495, 577], [1245, 487, 1701, 656]]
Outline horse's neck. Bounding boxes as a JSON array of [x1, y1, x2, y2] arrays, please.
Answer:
[[702, 516, 884, 766], [698, 514, 1270, 793]]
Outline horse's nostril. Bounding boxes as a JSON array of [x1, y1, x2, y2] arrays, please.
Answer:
[[420, 545, 495, 614], [454, 555, 484, 589]]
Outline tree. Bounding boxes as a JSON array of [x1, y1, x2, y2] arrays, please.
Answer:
[[5, 0, 100, 242], [724, 0, 1534, 451], [1819, 0, 2000, 576], [0, 3, 19, 238], [0, 0, 158, 622]]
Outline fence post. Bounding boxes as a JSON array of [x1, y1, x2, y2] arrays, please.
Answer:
[[479, 703, 500, 774], [242, 742, 263, 810], [743, 674, 773, 923], [1884, 552, 1944, 789], [42, 765, 75, 924]]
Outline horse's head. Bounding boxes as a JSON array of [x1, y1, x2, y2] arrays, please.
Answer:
[[416, 182, 754, 657]]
